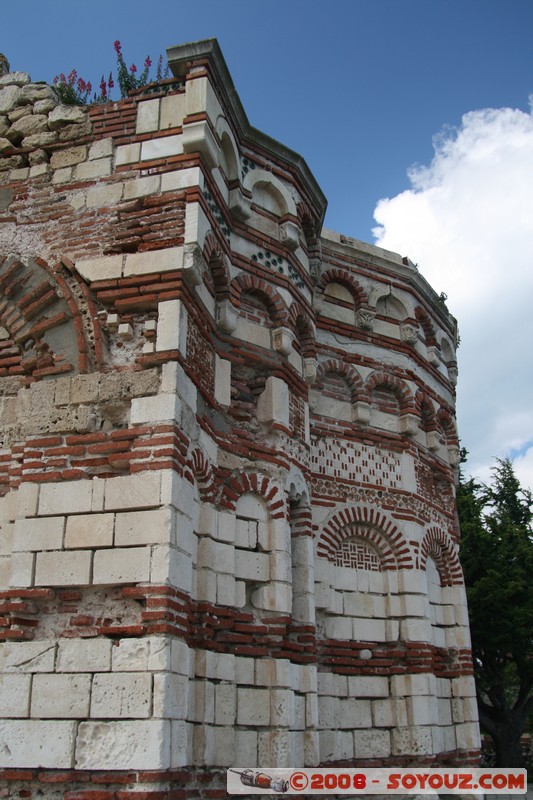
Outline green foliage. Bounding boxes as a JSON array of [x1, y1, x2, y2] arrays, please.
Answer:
[[458, 456, 533, 766], [52, 41, 170, 106]]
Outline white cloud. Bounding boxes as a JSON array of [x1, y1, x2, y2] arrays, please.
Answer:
[[373, 100, 533, 490]]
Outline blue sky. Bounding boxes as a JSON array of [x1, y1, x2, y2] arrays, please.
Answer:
[[3, 0, 533, 490]]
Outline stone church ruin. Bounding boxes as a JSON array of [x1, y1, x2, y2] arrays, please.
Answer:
[[0, 38, 480, 798]]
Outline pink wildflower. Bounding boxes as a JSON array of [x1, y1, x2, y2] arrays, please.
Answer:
[[87, 82, 92, 94], [144, 56, 152, 68], [100, 75, 107, 98], [114, 40, 121, 54], [108, 71, 114, 89], [130, 63, 137, 74]]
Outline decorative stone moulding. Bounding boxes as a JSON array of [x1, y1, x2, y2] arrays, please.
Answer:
[[427, 344, 441, 366], [447, 361, 458, 386], [216, 298, 238, 333], [399, 413, 419, 436], [309, 257, 322, 284], [280, 220, 300, 251], [352, 401, 371, 425], [426, 430, 440, 451], [356, 308, 375, 331], [228, 186, 251, 220], [181, 119, 218, 168], [448, 444, 461, 466], [182, 243, 205, 286], [400, 321, 419, 345], [303, 357, 318, 385], [272, 326, 295, 356]]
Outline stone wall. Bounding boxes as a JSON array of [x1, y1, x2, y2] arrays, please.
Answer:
[[0, 38, 480, 798]]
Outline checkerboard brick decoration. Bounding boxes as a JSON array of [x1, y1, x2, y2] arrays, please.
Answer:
[[0, 39, 479, 799]]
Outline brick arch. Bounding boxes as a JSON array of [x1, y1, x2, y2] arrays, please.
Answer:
[[218, 472, 287, 519], [318, 269, 368, 308], [0, 253, 98, 377], [415, 390, 437, 431], [230, 273, 288, 326], [366, 370, 414, 412], [437, 407, 459, 445], [184, 446, 217, 503], [203, 232, 231, 300], [415, 306, 437, 346], [317, 505, 414, 570], [315, 359, 365, 402], [288, 302, 316, 358], [420, 526, 463, 586]]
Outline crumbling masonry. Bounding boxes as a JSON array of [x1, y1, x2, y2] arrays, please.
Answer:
[[0, 38, 480, 798]]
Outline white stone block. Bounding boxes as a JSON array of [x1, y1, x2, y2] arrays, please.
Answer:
[[235, 549, 269, 582], [339, 698, 372, 729], [195, 650, 234, 681], [353, 617, 387, 642], [372, 698, 395, 727], [160, 94, 186, 130], [391, 673, 436, 697], [407, 694, 439, 725], [74, 158, 112, 180], [136, 98, 160, 133], [16, 482, 39, 518], [354, 728, 391, 758], [235, 656, 254, 685], [257, 376, 290, 428], [123, 174, 161, 200], [57, 638, 112, 672], [237, 688, 270, 726], [0, 555, 10, 587], [131, 392, 182, 425], [13, 516, 64, 551], [39, 480, 93, 516], [91, 672, 152, 718], [93, 546, 151, 584], [112, 635, 170, 672], [451, 675, 477, 698], [215, 683, 237, 725], [170, 720, 192, 767], [104, 471, 161, 511], [114, 507, 173, 547], [234, 729, 258, 767], [171, 638, 193, 677], [252, 582, 291, 613], [125, 246, 184, 277], [75, 719, 171, 769], [0, 720, 77, 768], [324, 616, 352, 640], [391, 725, 434, 756], [0, 674, 31, 717], [347, 675, 389, 698], [189, 679, 215, 723], [115, 142, 141, 166], [141, 135, 183, 161], [270, 688, 295, 727], [9, 551, 34, 587], [0, 640, 56, 672], [198, 537, 234, 574], [161, 165, 201, 193], [89, 138, 113, 160], [255, 658, 292, 688], [400, 617, 433, 642], [212, 725, 235, 766], [86, 182, 123, 208], [214, 355, 231, 406], [32, 673, 91, 717], [156, 298, 184, 351], [35, 549, 92, 586], [257, 729, 293, 768], [65, 513, 114, 549], [153, 673, 189, 719]]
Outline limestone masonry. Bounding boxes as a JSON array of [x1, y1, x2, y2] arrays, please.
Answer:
[[0, 38, 480, 798]]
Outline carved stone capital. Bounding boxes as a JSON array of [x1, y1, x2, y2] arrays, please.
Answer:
[[229, 187, 251, 221], [182, 243, 205, 286], [356, 309, 375, 331], [216, 299, 238, 333], [280, 221, 300, 251], [427, 345, 441, 366], [352, 401, 371, 425], [400, 322, 419, 345], [309, 258, 322, 285], [447, 361, 458, 386], [272, 327, 295, 356], [399, 413, 419, 436], [181, 120, 218, 168], [303, 357, 317, 385]]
